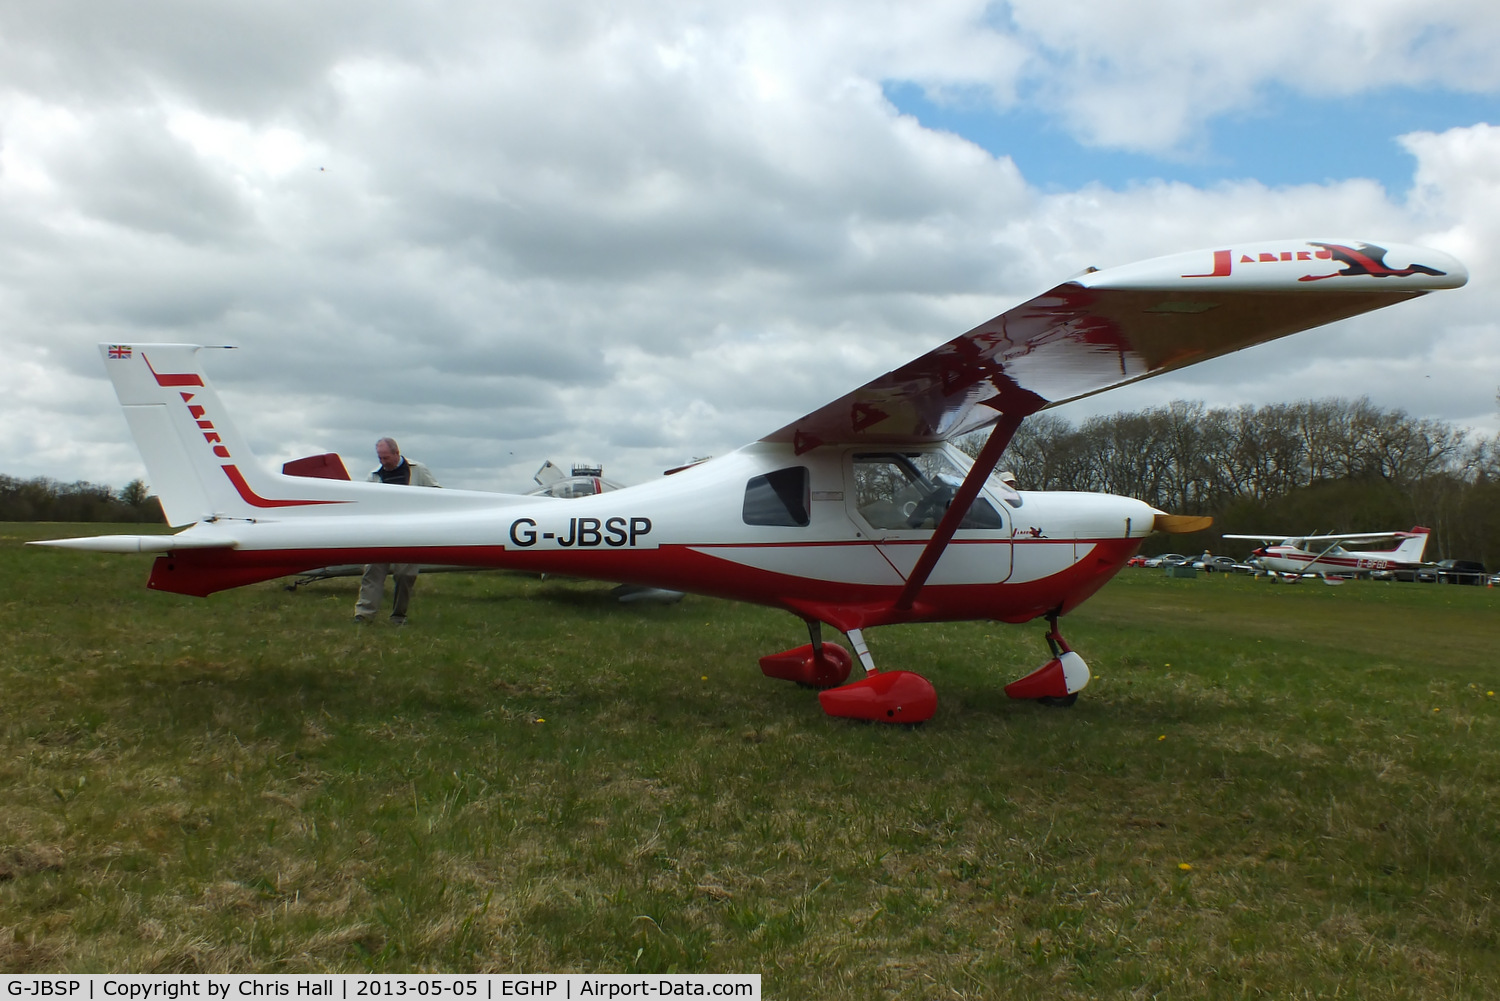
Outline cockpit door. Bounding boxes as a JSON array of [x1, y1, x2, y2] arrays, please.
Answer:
[[845, 448, 1013, 586]]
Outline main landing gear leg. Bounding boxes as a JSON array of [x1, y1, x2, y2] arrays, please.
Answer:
[[1004, 612, 1091, 707], [817, 628, 938, 724]]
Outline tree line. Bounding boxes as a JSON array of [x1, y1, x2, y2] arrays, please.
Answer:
[[8, 395, 1498, 565], [974, 397, 1500, 567], [0, 475, 164, 523]]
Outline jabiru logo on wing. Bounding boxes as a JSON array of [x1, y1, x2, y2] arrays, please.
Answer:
[[1297, 242, 1449, 282], [1182, 242, 1449, 283]]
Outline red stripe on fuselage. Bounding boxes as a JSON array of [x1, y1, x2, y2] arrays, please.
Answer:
[[145, 536, 1142, 630], [1272, 551, 1413, 570]]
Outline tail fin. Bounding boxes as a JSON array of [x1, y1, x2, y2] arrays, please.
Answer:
[[101, 343, 347, 526], [1390, 526, 1431, 563]]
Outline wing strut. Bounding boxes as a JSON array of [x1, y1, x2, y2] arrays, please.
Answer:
[[893, 385, 1044, 612]]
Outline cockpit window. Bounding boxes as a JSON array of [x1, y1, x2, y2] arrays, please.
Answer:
[[743, 466, 810, 527], [852, 452, 1002, 530], [991, 472, 1023, 508], [548, 480, 598, 498]]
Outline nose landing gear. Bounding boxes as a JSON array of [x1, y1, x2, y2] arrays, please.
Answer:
[[1004, 614, 1090, 707]]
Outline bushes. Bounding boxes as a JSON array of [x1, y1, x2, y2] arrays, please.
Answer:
[[968, 397, 1500, 566], [0, 475, 164, 523]]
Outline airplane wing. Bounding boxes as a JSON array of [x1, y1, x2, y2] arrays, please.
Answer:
[[1224, 531, 1412, 544], [1295, 531, 1421, 543], [765, 239, 1466, 452]]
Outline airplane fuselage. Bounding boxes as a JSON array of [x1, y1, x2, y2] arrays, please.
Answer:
[[1253, 546, 1420, 578], [140, 441, 1156, 633]]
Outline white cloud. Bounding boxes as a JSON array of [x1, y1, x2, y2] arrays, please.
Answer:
[[1402, 123, 1500, 270], [997, 1, 1500, 153]]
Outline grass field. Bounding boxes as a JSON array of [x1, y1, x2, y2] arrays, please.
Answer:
[[3, 522, 1499, 997]]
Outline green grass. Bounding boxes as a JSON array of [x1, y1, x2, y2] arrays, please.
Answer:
[[3, 523, 1499, 997]]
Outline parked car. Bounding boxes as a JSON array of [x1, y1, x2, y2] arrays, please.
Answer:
[[1142, 553, 1185, 568], [1435, 559, 1487, 585]]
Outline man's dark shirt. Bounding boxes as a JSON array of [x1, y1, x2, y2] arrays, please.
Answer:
[[373, 458, 412, 486]]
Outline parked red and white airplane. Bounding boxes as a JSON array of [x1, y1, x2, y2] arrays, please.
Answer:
[[37, 240, 1466, 722], [1223, 526, 1432, 580]]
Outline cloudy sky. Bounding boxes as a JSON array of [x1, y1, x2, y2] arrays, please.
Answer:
[[2, 0, 1497, 492]]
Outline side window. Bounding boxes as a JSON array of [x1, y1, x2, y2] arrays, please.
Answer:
[[743, 466, 810, 527], [852, 452, 1003, 531], [853, 456, 925, 530], [962, 493, 1004, 529]]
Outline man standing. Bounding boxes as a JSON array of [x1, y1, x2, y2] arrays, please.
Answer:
[[355, 437, 441, 625]]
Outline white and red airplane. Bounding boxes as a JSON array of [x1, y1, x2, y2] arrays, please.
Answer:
[[36, 239, 1466, 722], [1223, 526, 1432, 580]]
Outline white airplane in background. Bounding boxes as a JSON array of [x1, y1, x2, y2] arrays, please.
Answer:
[[36, 239, 1466, 723], [1223, 526, 1432, 581], [526, 461, 626, 499]]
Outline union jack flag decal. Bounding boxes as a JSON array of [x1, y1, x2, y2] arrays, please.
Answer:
[[108, 345, 132, 360]]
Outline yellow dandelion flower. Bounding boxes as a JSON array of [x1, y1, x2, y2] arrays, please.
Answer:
[[1178, 863, 1193, 871]]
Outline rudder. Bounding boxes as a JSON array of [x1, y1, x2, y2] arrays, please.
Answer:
[[101, 343, 269, 527], [1390, 526, 1431, 564]]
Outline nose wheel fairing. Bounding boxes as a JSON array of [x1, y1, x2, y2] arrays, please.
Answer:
[[1003, 650, 1090, 701], [1003, 616, 1090, 703]]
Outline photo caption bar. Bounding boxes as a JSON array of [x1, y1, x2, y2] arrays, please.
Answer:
[[2, 977, 759, 1001]]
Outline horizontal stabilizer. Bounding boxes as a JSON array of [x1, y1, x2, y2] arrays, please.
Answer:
[[30, 534, 234, 554]]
